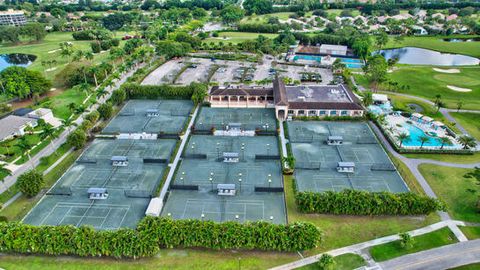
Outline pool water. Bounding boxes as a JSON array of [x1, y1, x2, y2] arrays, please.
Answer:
[[402, 124, 449, 147], [368, 102, 393, 115], [293, 55, 364, 68]]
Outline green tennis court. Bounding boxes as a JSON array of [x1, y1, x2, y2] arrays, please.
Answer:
[[23, 139, 177, 229], [103, 99, 193, 134], [194, 107, 277, 131], [288, 121, 408, 193]]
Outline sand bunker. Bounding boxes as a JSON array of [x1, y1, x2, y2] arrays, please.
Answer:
[[447, 85, 472, 92], [47, 49, 61, 54], [433, 68, 460, 74]]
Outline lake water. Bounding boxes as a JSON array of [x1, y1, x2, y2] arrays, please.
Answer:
[[0, 53, 37, 72], [443, 37, 480, 42], [374, 47, 479, 66]]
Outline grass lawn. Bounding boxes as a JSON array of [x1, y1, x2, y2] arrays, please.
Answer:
[[450, 263, 480, 270], [388, 66, 480, 110], [369, 227, 457, 262], [460, 226, 480, 240], [0, 31, 129, 82], [205, 32, 278, 44], [36, 87, 92, 120], [404, 152, 480, 164], [451, 112, 480, 140], [284, 176, 440, 256], [384, 35, 480, 58], [0, 250, 299, 270], [296, 253, 366, 270], [241, 12, 294, 23], [419, 164, 479, 223], [0, 133, 42, 163]]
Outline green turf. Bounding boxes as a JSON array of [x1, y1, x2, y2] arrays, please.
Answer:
[[205, 32, 278, 44], [451, 112, 480, 140], [241, 12, 294, 23], [449, 263, 480, 270], [460, 226, 480, 240], [384, 35, 480, 58], [0, 250, 298, 270], [0, 31, 129, 81], [297, 253, 366, 270], [369, 227, 457, 262], [387, 66, 480, 110], [404, 152, 480, 164], [419, 164, 480, 223], [284, 176, 440, 256]]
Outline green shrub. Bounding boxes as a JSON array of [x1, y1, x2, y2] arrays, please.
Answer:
[[97, 103, 113, 120], [295, 189, 446, 215], [16, 170, 44, 197], [67, 129, 87, 150], [122, 82, 207, 100], [90, 42, 101, 53]]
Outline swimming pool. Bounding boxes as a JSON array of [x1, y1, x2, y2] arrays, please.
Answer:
[[402, 124, 450, 147], [293, 55, 364, 68]]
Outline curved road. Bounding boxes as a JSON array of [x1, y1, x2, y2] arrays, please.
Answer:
[[379, 239, 480, 270]]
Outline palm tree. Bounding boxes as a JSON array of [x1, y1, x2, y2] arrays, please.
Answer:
[[72, 50, 84, 61], [419, 135, 430, 149], [0, 162, 12, 191], [456, 101, 464, 112], [67, 102, 77, 114], [439, 137, 452, 149], [89, 66, 99, 87], [396, 133, 410, 148], [98, 62, 111, 79], [17, 137, 33, 168], [61, 118, 76, 132], [458, 135, 477, 150], [84, 51, 94, 61], [363, 91, 373, 107], [377, 114, 387, 126]]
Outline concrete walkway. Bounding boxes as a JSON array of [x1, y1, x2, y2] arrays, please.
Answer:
[[157, 105, 200, 209], [269, 220, 471, 270], [0, 63, 146, 195], [378, 239, 480, 270], [278, 120, 288, 158]]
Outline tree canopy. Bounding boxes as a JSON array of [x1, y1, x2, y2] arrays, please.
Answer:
[[0, 66, 51, 99]]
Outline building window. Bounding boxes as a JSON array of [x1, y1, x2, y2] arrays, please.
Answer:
[[298, 110, 305, 115], [341, 111, 348, 116], [309, 110, 317, 116], [330, 111, 337, 115], [319, 110, 326, 115], [288, 110, 294, 115]]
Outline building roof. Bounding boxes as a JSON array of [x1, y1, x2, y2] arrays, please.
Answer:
[[111, 156, 128, 161], [338, 162, 355, 167], [13, 108, 34, 116], [328, 136, 343, 141], [372, 94, 388, 102], [217, 184, 235, 190], [273, 76, 289, 106], [210, 86, 273, 96], [320, 44, 347, 52], [0, 115, 36, 141], [87, 187, 107, 194], [28, 108, 52, 117]]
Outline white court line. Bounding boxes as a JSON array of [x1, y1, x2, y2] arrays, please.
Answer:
[[76, 201, 95, 227], [116, 205, 130, 229]]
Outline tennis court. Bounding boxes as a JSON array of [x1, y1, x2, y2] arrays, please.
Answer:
[[162, 108, 286, 224], [23, 139, 177, 229], [194, 107, 276, 131], [103, 99, 193, 134], [287, 121, 408, 193]]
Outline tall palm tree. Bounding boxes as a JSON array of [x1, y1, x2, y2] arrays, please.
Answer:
[[84, 51, 94, 61], [458, 135, 477, 150], [439, 137, 452, 149], [72, 50, 84, 61], [61, 118, 76, 132], [67, 102, 77, 114], [419, 135, 430, 149], [396, 133, 410, 148], [17, 137, 33, 168], [377, 114, 387, 126], [89, 66, 99, 87]]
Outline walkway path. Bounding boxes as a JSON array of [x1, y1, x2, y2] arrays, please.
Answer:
[[157, 105, 200, 210], [269, 220, 471, 270], [378, 239, 480, 270], [0, 63, 146, 195]]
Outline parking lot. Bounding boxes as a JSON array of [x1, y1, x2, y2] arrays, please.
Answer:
[[141, 56, 334, 87]]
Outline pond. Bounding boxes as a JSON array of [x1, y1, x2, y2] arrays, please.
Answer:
[[374, 47, 479, 66], [0, 53, 37, 72], [443, 37, 480, 42]]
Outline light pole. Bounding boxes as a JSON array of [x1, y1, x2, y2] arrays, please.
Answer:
[[216, 142, 220, 159], [238, 178, 242, 192], [201, 213, 205, 221], [209, 177, 213, 191], [268, 178, 272, 188], [266, 143, 270, 156]]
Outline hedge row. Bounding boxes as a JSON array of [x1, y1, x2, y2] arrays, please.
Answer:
[[121, 82, 205, 100], [0, 217, 321, 258], [295, 189, 446, 216]]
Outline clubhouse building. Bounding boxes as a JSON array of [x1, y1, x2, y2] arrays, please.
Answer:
[[208, 77, 364, 120]]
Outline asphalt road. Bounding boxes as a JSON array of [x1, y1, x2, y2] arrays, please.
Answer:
[[379, 239, 480, 270]]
